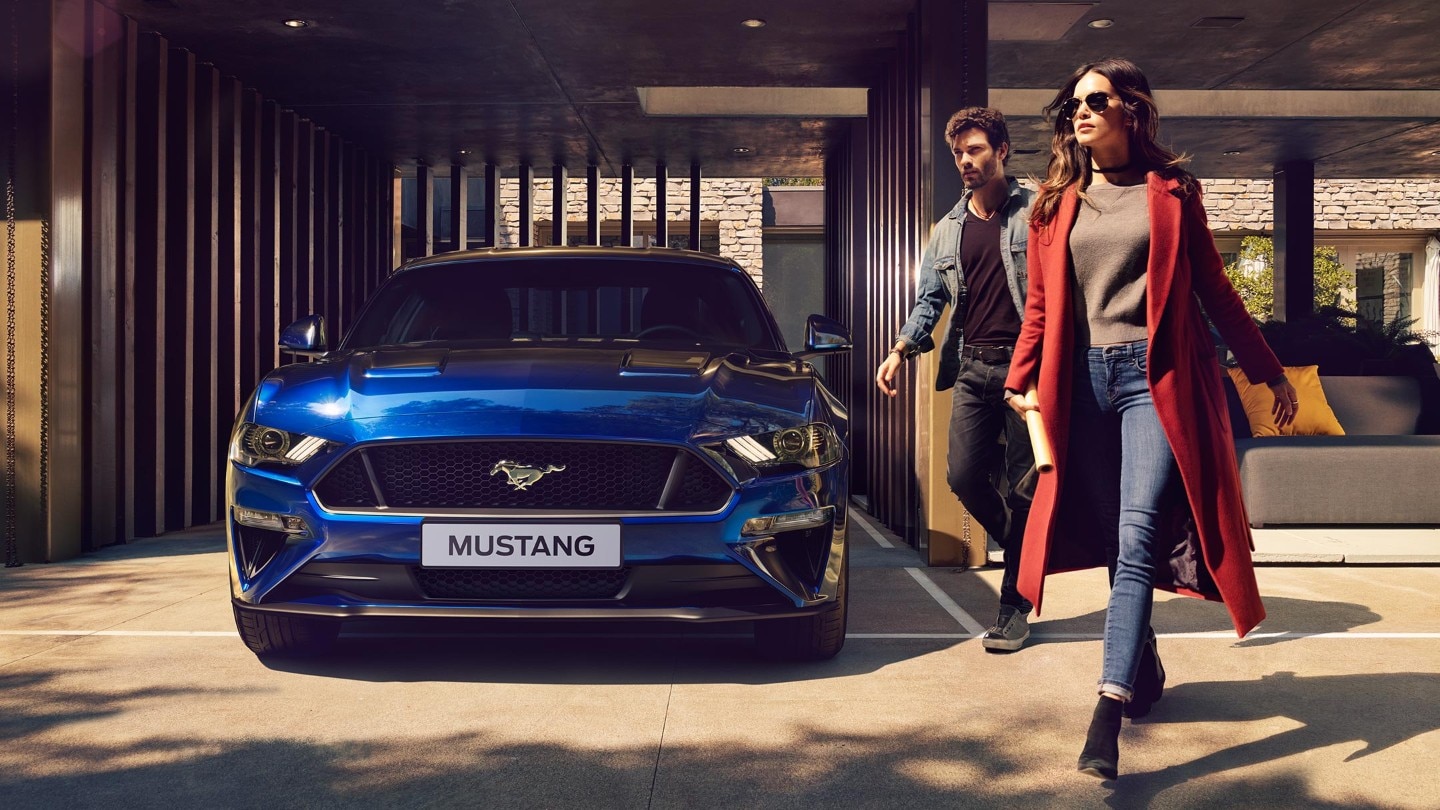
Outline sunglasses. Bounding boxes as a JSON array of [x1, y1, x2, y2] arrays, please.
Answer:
[[1059, 92, 1113, 121]]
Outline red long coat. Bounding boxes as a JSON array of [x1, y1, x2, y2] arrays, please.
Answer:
[[1004, 174, 1283, 637]]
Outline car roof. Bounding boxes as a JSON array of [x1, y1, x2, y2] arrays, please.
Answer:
[[396, 246, 748, 276]]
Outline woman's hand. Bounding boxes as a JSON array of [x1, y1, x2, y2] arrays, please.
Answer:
[[1269, 377, 1300, 429], [1006, 388, 1037, 417]]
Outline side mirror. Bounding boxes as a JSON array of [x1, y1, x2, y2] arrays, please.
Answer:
[[795, 314, 852, 359], [279, 315, 328, 357]]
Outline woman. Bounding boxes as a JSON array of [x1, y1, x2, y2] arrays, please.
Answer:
[[1003, 57, 1299, 781]]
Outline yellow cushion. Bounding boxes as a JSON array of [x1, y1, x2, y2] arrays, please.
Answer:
[[1227, 365, 1346, 438]]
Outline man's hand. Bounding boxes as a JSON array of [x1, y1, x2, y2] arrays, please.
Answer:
[[875, 350, 904, 398]]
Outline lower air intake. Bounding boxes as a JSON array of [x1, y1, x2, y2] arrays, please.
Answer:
[[414, 567, 631, 600]]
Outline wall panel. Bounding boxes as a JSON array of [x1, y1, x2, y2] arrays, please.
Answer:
[[0, 0, 400, 560]]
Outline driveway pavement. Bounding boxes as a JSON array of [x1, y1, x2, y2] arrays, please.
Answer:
[[1, 515, 1437, 809]]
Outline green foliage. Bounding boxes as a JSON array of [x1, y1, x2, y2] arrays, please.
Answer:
[[765, 177, 824, 187], [1223, 235, 1353, 320], [1254, 305, 1430, 373]]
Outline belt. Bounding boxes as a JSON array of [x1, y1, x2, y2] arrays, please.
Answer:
[[962, 344, 1014, 364]]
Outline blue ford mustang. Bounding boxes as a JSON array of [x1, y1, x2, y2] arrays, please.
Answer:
[[227, 247, 852, 660]]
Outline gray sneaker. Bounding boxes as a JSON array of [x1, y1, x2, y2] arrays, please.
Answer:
[[981, 606, 1031, 652]]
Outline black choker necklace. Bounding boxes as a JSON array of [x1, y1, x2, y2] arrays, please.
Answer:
[[1092, 162, 1131, 173]]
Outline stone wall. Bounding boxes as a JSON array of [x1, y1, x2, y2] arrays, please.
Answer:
[[495, 178, 766, 285], [1200, 178, 1440, 231]]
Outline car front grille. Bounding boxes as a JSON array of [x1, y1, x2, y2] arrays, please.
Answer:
[[313, 440, 733, 513], [413, 567, 631, 600]]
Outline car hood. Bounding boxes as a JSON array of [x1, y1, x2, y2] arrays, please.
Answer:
[[248, 345, 819, 444]]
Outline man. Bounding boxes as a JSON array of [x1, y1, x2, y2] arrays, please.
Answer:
[[875, 106, 1036, 651]]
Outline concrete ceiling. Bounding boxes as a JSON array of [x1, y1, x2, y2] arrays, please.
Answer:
[[99, 0, 1440, 179]]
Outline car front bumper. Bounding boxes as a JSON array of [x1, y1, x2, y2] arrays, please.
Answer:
[[227, 457, 848, 624]]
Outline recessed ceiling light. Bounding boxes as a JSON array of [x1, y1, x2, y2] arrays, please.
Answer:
[[732, 146, 753, 154], [1087, 18, 1114, 29], [1223, 150, 1243, 156], [282, 19, 310, 29], [740, 18, 766, 29]]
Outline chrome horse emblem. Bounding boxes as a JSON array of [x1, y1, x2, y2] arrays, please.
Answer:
[[490, 459, 567, 491]]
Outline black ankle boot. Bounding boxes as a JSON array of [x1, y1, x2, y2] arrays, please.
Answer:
[[1078, 696, 1123, 781], [1124, 628, 1166, 719]]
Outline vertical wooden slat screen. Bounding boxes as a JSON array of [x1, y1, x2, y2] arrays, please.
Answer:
[[131, 32, 166, 537], [822, 120, 867, 494], [277, 110, 298, 330], [296, 119, 315, 319], [120, 19, 139, 543], [345, 147, 361, 319], [238, 92, 262, 389], [193, 62, 219, 522], [51, 0, 88, 559], [163, 46, 195, 530], [19, 0, 402, 554], [833, 13, 922, 545], [327, 136, 344, 337], [216, 77, 242, 519], [258, 100, 280, 375], [311, 128, 328, 326], [86, 2, 127, 548]]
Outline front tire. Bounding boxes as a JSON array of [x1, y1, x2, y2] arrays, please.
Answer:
[[233, 604, 340, 658], [754, 547, 848, 661]]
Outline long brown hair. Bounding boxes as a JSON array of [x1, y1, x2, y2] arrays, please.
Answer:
[[1032, 57, 1196, 228]]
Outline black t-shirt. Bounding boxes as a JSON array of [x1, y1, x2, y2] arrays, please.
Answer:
[[959, 207, 1021, 346]]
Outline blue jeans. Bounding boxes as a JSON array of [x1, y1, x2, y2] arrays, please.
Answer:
[[1069, 340, 1181, 700]]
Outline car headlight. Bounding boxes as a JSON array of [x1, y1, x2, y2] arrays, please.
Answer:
[[229, 422, 335, 467], [716, 423, 841, 474]]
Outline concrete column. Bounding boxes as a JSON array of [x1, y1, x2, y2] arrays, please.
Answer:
[[917, 0, 989, 566], [415, 162, 433, 256], [517, 163, 534, 247], [551, 164, 567, 246], [449, 163, 467, 251], [920, 0, 986, 226], [1274, 161, 1315, 321]]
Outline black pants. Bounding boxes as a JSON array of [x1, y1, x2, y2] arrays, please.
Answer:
[[946, 351, 1036, 611]]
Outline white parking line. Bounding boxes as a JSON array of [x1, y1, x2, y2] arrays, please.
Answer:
[[0, 630, 236, 637], [903, 567, 988, 636], [1, 629, 1437, 639], [849, 509, 895, 549]]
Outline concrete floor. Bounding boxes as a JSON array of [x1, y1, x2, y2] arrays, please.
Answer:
[[1, 518, 1437, 809]]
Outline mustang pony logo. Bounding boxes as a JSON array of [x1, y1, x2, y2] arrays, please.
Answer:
[[490, 459, 567, 491]]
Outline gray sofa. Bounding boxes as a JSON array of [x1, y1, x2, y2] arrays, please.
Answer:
[[1232, 375, 1440, 526]]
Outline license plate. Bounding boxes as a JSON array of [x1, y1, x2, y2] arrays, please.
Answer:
[[421, 523, 621, 568]]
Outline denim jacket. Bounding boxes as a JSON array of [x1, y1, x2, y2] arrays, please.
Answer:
[[896, 177, 1034, 391]]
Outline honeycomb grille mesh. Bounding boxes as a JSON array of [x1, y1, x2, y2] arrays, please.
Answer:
[[314, 454, 377, 507], [414, 567, 630, 599], [313, 440, 732, 512]]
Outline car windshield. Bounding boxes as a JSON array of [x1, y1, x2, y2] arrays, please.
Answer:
[[341, 256, 783, 352]]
